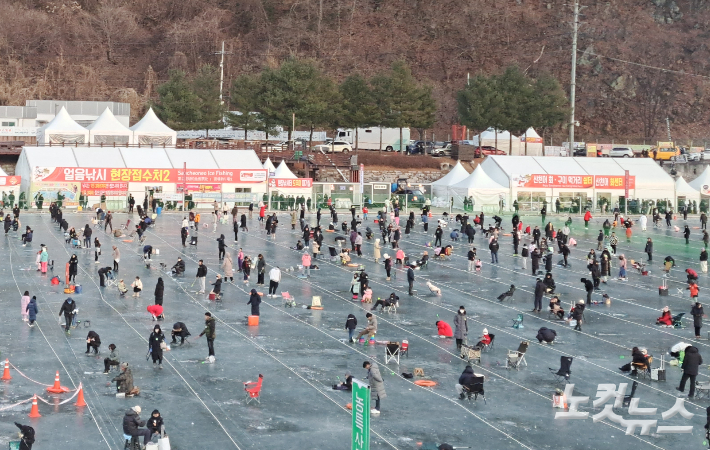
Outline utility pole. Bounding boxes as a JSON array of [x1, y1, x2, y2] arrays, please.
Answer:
[[568, 1, 582, 157], [214, 41, 231, 105]]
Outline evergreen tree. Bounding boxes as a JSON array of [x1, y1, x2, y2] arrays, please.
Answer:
[[339, 74, 381, 150]]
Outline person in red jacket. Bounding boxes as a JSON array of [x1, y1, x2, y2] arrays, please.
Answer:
[[584, 210, 592, 228], [147, 304, 164, 320], [475, 328, 492, 348], [259, 205, 266, 223], [436, 320, 453, 337], [656, 306, 673, 326]]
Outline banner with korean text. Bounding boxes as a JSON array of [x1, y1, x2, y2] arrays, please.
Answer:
[[512, 174, 635, 190], [268, 178, 314, 189], [351, 379, 370, 450], [32, 167, 267, 184]]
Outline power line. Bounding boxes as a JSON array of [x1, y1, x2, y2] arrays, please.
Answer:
[[581, 50, 710, 80]]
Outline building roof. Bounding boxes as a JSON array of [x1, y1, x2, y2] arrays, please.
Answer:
[[85, 107, 131, 134], [432, 161, 470, 186]]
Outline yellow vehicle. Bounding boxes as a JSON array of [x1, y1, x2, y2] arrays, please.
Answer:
[[652, 142, 680, 161]]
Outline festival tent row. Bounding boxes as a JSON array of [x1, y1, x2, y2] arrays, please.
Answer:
[[37, 107, 177, 146], [15, 147, 267, 208]]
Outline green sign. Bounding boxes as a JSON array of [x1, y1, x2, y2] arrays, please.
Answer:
[[351, 378, 370, 450]]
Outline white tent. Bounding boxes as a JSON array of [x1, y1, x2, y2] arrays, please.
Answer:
[[450, 165, 508, 211], [675, 176, 701, 204], [86, 107, 133, 145], [37, 106, 89, 145], [689, 166, 710, 195], [432, 161, 470, 199], [263, 157, 277, 176], [129, 107, 177, 146], [468, 128, 521, 155], [273, 160, 297, 179], [519, 127, 543, 156]]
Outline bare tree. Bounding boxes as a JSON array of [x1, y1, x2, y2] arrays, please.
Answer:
[[636, 71, 676, 141]]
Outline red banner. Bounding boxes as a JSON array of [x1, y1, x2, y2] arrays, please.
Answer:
[[81, 182, 128, 196], [268, 178, 313, 188], [513, 174, 635, 190], [595, 175, 635, 190], [0, 176, 21, 187], [33, 167, 267, 184]]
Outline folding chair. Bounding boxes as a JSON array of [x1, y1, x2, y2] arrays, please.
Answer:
[[462, 376, 485, 404], [672, 313, 685, 329], [512, 313, 524, 329], [384, 342, 401, 364], [400, 339, 409, 358], [622, 381, 638, 407], [695, 381, 710, 400], [328, 246, 338, 262], [549, 356, 573, 384], [244, 374, 263, 405], [481, 333, 495, 352], [632, 356, 653, 380], [282, 292, 296, 307], [506, 341, 529, 370], [460, 344, 481, 364], [383, 299, 398, 313]]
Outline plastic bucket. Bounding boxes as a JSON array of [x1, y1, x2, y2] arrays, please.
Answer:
[[74, 285, 82, 294], [208, 293, 216, 300], [156, 206, 162, 215], [248, 315, 259, 326]]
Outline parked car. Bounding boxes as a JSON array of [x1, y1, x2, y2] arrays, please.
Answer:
[[702, 149, 710, 161], [432, 144, 452, 157], [407, 141, 435, 155], [313, 141, 353, 153], [474, 146, 506, 158], [609, 147, 634, 158]]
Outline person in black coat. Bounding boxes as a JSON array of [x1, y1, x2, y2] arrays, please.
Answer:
[[544, 252, 553, 273], [677, 346, 703, 398], [248, 289, 261, 316], [233, 220, 239, 242], [171, 322, 191, 344], [407, 267, 415, 295], [345, 313, 358, 342], [123, 406, 151, 446], [531, 248, 541, 276], [68, 254, 78, 283], [455, 365, 477, 399], [572, 300, 585, 331], [543, 273, 556, 294], [533, 278, 544, 312], [536, 327, 556, 343], [149, 324, 165, 368], [154, 277, 164, 306], [58, 297, 76, 334], [692, 302, 704, 338], [14, 422, 35, 450], [216, 234, 226, 260], [645, 238, 653, 261], [147, 409, 165, 437], [240, 214, 248, 231], [434, 226, 443, 247], [465, 224, 475, 243], [85, 330, 101, 354], [581, 277, 594, 304], [512, 231, 520, 255]]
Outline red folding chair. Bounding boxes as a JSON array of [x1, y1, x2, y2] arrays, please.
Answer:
[[244, 374, 264, 404], [400, 339, 409, 358]]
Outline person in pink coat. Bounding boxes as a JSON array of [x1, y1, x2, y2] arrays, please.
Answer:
[[20, 291, 30, 321], [301, 252, 312, 277]]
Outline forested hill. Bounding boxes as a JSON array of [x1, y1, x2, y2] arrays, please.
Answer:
[[2, 0, 709, 141]]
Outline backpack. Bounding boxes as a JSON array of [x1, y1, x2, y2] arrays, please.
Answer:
[[51, 276, 60, 285]]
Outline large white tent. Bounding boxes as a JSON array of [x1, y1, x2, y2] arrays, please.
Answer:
[[675, 176, 701, 204], [129, 108, 177, 146], [689, 166, 710, 195], [432, 161, 470, 199], [450, 165, 508, 211], [86, 107, 133, 145], [37, 106, 89, 145]]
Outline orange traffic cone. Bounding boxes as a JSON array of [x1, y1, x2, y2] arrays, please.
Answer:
[[75, 384, 86, 407], [46, 371, 69, 394], [1, 359, 11, 381], [28, 394, 41, 418]]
